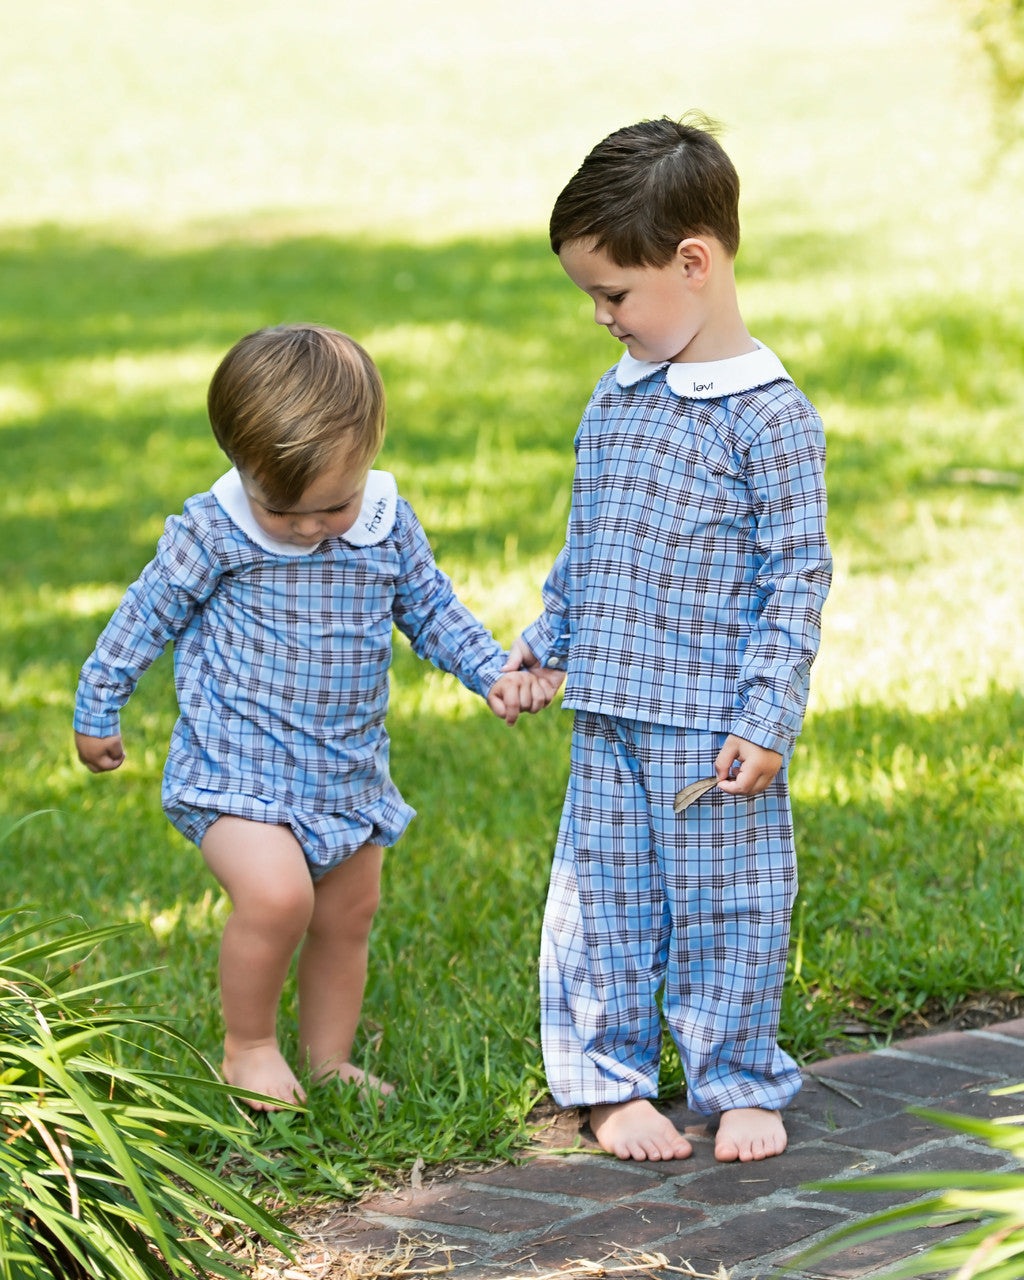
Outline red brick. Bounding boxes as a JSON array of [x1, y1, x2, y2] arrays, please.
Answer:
[[677, 1143, 865, 1206], [983, 1017, 1024, 1039], [562, 1200, 705, 1248], [807, 1141, 1008, 1215], [822, 1109, 946, 1155], [672, 1205, 846, 1266], [796, 1072, 905, 1128], [930, 1087, 1024, 1121], [787, 1219, 976, 1277], [310, 1207, 416, 1252], [364, 1185, 564, 1234], [489, 1202, 706, 1269], [893, 1029, 1024, 1074], [809, 1051, 987, 1098], [474, 1157, 662, 1201]]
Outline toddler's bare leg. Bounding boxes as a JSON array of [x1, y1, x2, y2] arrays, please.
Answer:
[[714, 1107, 787, 1162], [201, 817, 314, 1109], [589, 1099, 693, 1161], [297, 842, 393, 1095]]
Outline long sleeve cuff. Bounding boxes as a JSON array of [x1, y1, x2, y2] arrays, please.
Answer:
[[73, 701, 121, 739], [522, 616, 569, 671], [728, 712, 794, 757]]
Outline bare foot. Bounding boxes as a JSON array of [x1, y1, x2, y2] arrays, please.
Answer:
[[590, 1099, 693, 1161], [313, 1060, 396, 1101], [222, 1042, 305, 1111], [714, 1107, 787, 1162]]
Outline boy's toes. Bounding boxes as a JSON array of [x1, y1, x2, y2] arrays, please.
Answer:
[[590, 1099, 693, 1162], [714, 1107, 786, 1162]]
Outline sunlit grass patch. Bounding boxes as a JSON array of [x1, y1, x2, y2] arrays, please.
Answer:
[[3, 207, 1023, 1194], [2, 0, 1024, 1207]]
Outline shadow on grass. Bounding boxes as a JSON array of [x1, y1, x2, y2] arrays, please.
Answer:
[[1, 662, 567, 1089], [0, 227, 584, 601], [0, 225, 570, 364], [2, 221, 1022, 598], [798, 691, 1024, 912], [6, 222, 1021, 399]]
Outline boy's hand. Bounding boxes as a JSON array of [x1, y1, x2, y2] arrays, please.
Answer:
[[75, 731, 126, 773], [502, 636, 566, 701], [487, 671, 554, 726], [714, 735, 782, 797]]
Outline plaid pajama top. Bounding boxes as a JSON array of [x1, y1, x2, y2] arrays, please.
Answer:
[[523, 343, 831, 753], [74, 469, 507, 829]]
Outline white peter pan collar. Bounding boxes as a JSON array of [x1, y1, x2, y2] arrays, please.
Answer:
[[615, 341, 792, 399], [211, 467, 398, 556]]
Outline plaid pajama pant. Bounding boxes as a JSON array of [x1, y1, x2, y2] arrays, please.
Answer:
[[540, 712, 803, 1116]]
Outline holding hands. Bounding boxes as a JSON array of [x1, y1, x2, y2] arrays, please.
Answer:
[[486, 636, 566, 725], [489, 642, 782, 798]]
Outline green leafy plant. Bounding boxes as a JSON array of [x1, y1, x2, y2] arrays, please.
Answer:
[[800, 1090, 1024, 1278], [0, 905, 295, 1279], [957, 0, 1024, 146]]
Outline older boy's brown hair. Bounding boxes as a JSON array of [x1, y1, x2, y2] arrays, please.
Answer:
[[549, 113, 741, 267], [208, 324, 386, 508]]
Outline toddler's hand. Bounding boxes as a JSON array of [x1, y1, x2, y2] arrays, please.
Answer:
[[75, 731, 126, 773], [714, 735, 782, 797], [502, 636, 566, 701], [487, 670, 554, 726]]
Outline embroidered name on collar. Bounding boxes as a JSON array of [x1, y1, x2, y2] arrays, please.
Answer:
[[361, 491, 391, 540], [615, 342, 792, 399], [343, 472, 398, 546], [211, 468, 398, 555]]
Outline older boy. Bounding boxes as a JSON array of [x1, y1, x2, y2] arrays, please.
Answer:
[[507, 116, 831, 1162]]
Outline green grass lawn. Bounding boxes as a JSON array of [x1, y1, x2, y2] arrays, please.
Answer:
[[2, 0, 1023, 1202]]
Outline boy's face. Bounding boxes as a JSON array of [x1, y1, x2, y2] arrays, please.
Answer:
[[558, 239, 706, 365], [239, 446, 370, 548]]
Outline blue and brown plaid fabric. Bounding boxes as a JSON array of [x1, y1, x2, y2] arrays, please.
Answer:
[[524, 350, 831, 754], [541, 714, 803, 1114], [526, 346, 830, 1110], [75, 476, 507, 875]]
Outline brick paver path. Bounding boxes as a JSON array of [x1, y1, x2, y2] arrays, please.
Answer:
[[307, 1019, 1024, 1278]]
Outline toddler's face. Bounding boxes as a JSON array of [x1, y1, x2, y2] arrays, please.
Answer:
[[558, 239, 704, 365], [240, 448, 369, 548]]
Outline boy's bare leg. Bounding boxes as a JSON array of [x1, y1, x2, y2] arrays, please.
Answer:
[[714, 1107, 787, 1162], [201, 817, 315, 1109], [590, 1099, 693, 1161], [297, 842, 394, 1096]]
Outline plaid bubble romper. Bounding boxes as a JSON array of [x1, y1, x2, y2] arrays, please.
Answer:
[[75, 469, 508, 880]]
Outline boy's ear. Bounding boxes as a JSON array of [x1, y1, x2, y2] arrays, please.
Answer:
[[674, 238, 713, 284]]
